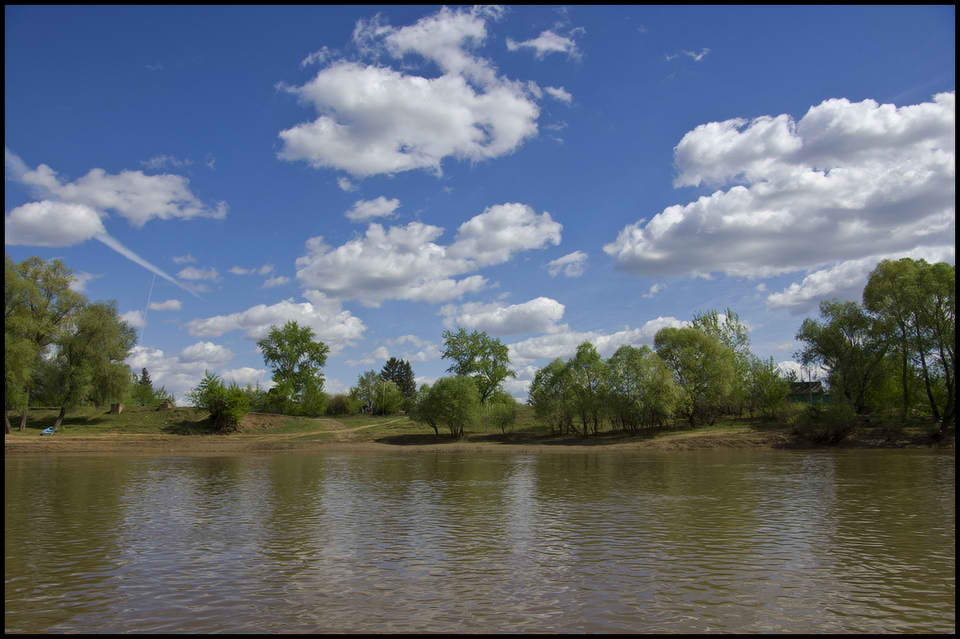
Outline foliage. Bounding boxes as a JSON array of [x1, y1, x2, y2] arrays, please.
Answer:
[[326, 393, 361, 416], [440, 328, 516, 404], [409, 383, 443, 435], [791, 402, 858, 445], [692, 308, 752, 416], [380, 357, 417, 399], [795, 300, 891, 413], [747, 356, 790, 421], [256, 320, 329, 413], [528, 358, 576, 436], [605, 345, 679, 432], [424, 376, 481, 439], [567, 341, 608, 437], [654, 326, 736, 427], [485, 390, 518, 434], [185, 371, 250, 432]]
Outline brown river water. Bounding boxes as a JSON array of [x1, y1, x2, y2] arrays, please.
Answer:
[[4, 449, 955, 633]]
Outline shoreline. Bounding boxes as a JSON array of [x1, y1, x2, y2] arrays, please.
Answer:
[[5, 428, 952, 456]]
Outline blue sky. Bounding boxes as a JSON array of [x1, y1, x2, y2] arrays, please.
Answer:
[[5, 5, 955, 402]]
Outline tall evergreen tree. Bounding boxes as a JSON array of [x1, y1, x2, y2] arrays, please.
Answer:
[[380, 357, 417, 399]]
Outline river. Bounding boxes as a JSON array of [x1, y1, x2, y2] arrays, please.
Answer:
[[4, 449, 955, 633]]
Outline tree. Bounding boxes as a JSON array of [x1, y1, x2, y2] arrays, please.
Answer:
[[567, 341, 607, 437], [186, 371, 250, 432], [256, 321, 330, 413], [426, 376, 481, 439], [381, 357, 417, 399], [746, 356, 790, 421], [528, 358, 576, 436], [45, 301, 137, 430], [692, 308, 752, 417], [5, 256, 86, 430], [440, 328, 516, 404], [654, 326, 736, 427], [795, 299, 891, 414], [410, 383, 442, 435], [605, 345, 678, 432], [485, 390, 518, 435], [131, 367, 156, 406]]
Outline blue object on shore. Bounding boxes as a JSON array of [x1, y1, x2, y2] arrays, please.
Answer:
[[41, 427, 55, 436]]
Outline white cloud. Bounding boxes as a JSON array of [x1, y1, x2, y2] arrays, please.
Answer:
[[229, 264, 275, 276], [346, 345, 390, 367], [222, 367, 275, 390], [544, 86, 572, 103], [507, 316, 688, 366], [546, 251, 587, 277], [296, 202, 561, 307], [140, 155, 193, 170], [776, 360, 829, 381], [5, 201, 107, 247], [544, 120, 568, 132], [120, 310, 146, 328], [173, 254, 197, 264], [766, 245, 955, 314], [68, 271, 103, 293], [337, 176, 359, 192], [179, 341, 234, 364], [184, 297, 367, 355], [177, 266, 220, 281], [680, 48, 710, 62], [603, 92, 956, 280], [506, 30, 582, 60], [6, 148, 227, 228], [263, 275, 291, 288], [345, 196, 401, 222], [440, 297, 565, 336], [642, 283, 666, 298], [385, 335, 442, 362], [277, 7, 540, 178], [149, 299, 182, 311], [755, 283, 767, 293], [126, 345, 249, 404], [300, 46, 335, 68], [776, 342, 794, 352]]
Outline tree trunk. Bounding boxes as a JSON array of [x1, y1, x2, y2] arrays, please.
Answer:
[[19, 411, 27, 432], [4, 409, 11, 435], [52, 406, 66, 431], [913, 324, 940, 421], [901, 338, 909, 419]]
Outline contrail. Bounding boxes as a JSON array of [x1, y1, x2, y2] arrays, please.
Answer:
[[140, 273, 157, 347], [95, 233, 200, 298]]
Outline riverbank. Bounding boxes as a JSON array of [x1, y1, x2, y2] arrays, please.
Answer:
[[4, 406, 952, 455]]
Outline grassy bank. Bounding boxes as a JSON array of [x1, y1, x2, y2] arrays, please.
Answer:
[[4, 404, 953, 455]]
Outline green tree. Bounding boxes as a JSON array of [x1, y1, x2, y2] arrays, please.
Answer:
[[5, 256, 86, 430], [910, 260, 955, 429], [131, 367, 156, 406], [605, 345, 679, 432], [568, 341, 607, 437], [381, 357, 417, 399], [186, 371, 250, 432], [746, 356, 790, 421], [43, 301, 137, 430], [409, 383, 443, 435], [528, 358, 576, 436], [256, 321, 330, 414], [654, 326, 736, 427], [485, 390, 518, 435], [426, 376, 481, 439], [795, 299, 891, 414], [440, 328, 516, 404], [692, 308, 752, 417]]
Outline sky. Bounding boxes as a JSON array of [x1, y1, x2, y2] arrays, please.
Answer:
[[4, 5, 956, 403]]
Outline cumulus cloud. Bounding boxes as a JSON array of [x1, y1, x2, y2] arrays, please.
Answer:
[[126, 345, 248, 404], [337, 177, 359, 192], [184, 297, 366, 355], [263, 275, 291, 288], [385, 334, 442, 362], [277, 7, 541, 178], [506, 30, 582, 60], [120, 310, 146, 328], [507, 316, 688, 366], [179, 341, 234, 364], [300, 46, 335, 68], [604, 92, 955, 281], [6, 148, 226, 228], [346, 345, 390, 367], [68, 271, 103, 293], [5, 201, 107, 247], [642, 283, 665, 298], [149, 299, 182, 311], [177, 266, 220, 281], [222, 367, 275, 390], [544, 86, 572, 103], [766, 245, 955, 314], [546, 251, 587, 277], [440, 297, 565, 336], [229, 264, 274, 276], [345, 196, 401, 222], [296, 202, 562, 307]]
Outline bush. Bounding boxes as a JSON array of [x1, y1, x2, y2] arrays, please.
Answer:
[[485, 392, 518, 434], [186, 371, 250, 432], [791, 402, 857, 444], [326, 394, 360, 416]]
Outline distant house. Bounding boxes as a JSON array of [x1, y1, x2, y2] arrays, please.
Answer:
[[788, 381, 831, 404]]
